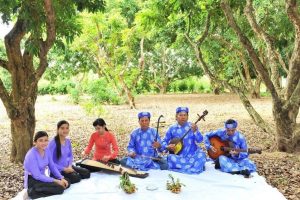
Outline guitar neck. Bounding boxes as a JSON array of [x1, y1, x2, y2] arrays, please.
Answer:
[[179, 127, 192, 140], [222, 147, 248, 153], [179, 118, 202, 140]]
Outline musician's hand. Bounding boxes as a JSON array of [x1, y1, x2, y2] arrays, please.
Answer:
[[230, 150, 239, 156], [167, 144, 175, 151], [128, 152, 136, 158], [191, 123, 198, 132], [152, 141, 161, 149], [81, 151, 89, 159], [63, 166, 74, 174], [54, 179, 68, 189], [102, 155, 110, 162], [61, 178, 69, 188], [210, 146, 217, 153]]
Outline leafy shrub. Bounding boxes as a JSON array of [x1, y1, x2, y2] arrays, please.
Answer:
[[85, 78, 123, 105], [198, 84, 205, 93], [178, 81, 188, 92], [38, 80, 75, 95], [188, 82, 196, 93], [81, 100, 105, 116], [69, 87, 81, 104]]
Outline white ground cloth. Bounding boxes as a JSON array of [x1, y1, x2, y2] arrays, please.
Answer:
[[13, 161, 286, 200]]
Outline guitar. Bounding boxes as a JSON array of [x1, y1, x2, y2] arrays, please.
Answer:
[[207, 136, 262, 160], [76, 159, 149, 178], [169, 110, 208, 155]]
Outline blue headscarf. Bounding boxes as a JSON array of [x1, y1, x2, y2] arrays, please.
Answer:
[[138, 112, 151, 119], [176, 107, 189, 114], [224, 119, 238, 129]]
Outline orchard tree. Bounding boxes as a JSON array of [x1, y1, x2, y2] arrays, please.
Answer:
[[73, 1, 144, 109], [221, 0, 300, 152], [144, 44, 200, 94], [143, 0, 299, 152], [0, 0, 105, 163]]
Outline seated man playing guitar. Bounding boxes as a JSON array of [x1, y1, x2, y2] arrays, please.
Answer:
[[161, 107, 206, 174], [204, 119, 257, 178], [120, 112, 168, 171]]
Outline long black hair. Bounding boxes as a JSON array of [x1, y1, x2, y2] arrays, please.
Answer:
[[93, 118, 108, 131], [55, 120, 69, 160]]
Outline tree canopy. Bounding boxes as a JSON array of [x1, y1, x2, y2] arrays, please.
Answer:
[[0, 0, 105, 163]]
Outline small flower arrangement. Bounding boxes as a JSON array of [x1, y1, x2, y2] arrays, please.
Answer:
[[120, 172, 137, 194], [166, 174, 185, 193]]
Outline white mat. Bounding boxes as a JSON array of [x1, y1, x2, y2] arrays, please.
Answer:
[[13, 162, 286, 200]]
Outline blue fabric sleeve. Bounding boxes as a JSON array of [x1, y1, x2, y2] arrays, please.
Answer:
[[48, 140, 64, 172], [68, 139, 73, 166], [237, 134, 248, 160], [47, 149, 63, 179], [194, 129, 203, 143], [154, 129, 165, 152], [161, 126, 173, 149], [127, 131, 137, 153], [25, 150, 54, 183]]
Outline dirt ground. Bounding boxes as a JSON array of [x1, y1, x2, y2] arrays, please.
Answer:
[[0, 93, 299, 199]]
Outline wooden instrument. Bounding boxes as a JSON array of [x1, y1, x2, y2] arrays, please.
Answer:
[[169, 110, 208, 155], [150, 114, 165, 158], [137, 154, 163, 161], [207, 136, 262, 160], [76, 159, 149, 178]]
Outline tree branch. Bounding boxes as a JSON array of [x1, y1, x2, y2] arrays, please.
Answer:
[[245, 0, 285, 93], [0, 59, 9, 71], [186, 22, 272, 133], [284, 79, 300, 110], [4, 19, 26, 70], [0, 78, 10, 106], [234, 88, 274, 134], [35, 0, 56, 82], [0, 78, 17, 118], [221, 0, 280, 102], [211, 34, 241, 53], [23, 36, 35, 75], [285, 0, 300, 100], [196, 12, 211, 45], [131, 38, 145, 88]]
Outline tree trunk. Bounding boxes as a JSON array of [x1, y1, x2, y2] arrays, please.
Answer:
[[158, 79, 169, 94], [0, 0, 56, 162], [118, 75, 136, 109], [273, 105, 299, 152], [251, 77, 261, 98], [159, 85, 167, 94], [211, 80, 221, 95], [10, 99, 36, 162]]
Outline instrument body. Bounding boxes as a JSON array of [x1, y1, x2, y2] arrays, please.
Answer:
[[207, 136, 262, 160], [168, 138, 183, 155], [76, 159, 149, 178], [169, 110, 208, 155]]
